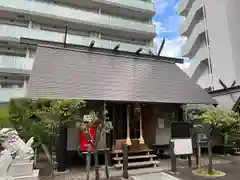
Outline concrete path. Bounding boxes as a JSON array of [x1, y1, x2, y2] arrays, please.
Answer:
[[132, 172, 180, 180], [173, 163, 240, 180]]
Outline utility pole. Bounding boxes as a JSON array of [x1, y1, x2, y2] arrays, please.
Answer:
[[202, 0, 214, 91]]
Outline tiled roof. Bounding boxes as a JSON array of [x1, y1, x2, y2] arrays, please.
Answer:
[[27, 45, 217, 104]]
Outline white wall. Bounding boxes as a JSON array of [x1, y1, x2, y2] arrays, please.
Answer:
[[224, 0, 240, 85], [205, 0, 236, 90], [67, 128, 79, 151], [196, 65, 210, 89], [213, 92, 240, 110]]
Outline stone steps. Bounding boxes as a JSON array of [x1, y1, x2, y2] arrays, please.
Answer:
[[112, 148, 157, 169], [111, 148, 153, 154], [114, 160, 159, 169], [112, 154, 157, 161]]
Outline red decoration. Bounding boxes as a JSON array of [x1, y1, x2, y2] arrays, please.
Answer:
[[79, 126, 96, 151]]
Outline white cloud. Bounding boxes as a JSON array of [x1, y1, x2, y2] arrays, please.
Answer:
[[174, 1, 181, 11], [153, 20, 168, 34], [154, 36, 187, 58]]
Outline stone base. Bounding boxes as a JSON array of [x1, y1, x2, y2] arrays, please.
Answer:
[[12, 158, 31, 164], [14, 169, 39, 180], [13, 156, 33, 164], [0, 176, 14, 180], [9, 161, 34, 177]]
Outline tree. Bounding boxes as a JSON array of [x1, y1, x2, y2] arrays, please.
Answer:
[[35, 99, 86, 174], [198, 109, 240, 174], [199, 109, 240, 143], [9, 98, 53, 146], [183, 104, 214, 123], [9, 98, 87, 175], [76, 106, 112, 180], [9, 98, 113, 179]]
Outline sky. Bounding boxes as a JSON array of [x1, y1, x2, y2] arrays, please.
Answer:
[[153, 0, 190, 69]]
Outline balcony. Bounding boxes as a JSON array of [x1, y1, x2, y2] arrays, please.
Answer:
[[0, 55, 34, 70], [0, 0, 155, 37], [0, 24, 157, 54], [103, 0, 155, 12], [180, 0, 203, 36], [179, 0, 192, 16], [186, 44, 208, 77], [57, 0, 155, 17], [0, 88, 26, 102], [181, 20, 205, 58]]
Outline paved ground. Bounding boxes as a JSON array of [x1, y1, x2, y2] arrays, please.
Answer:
[[132, 172, 179, 180], [38, 154, 238, 180], [172, 162, 240, 180]]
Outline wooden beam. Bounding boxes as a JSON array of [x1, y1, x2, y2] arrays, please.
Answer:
[[136, 48, 143, 55], [139, 104, 145, 144], [89, 40, 95, 48], [126, 104, 131, 145], [113, 44, 120, 51], [63, 23, 68, 48], [157, 38, 166, 56]]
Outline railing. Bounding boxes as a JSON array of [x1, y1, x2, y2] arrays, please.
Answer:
[[0, 88, 26, 102], [102, 0, 155, 12], [0, 0, 155, 34], [0, 24, 156, 54], [0, 56, 34, 70]]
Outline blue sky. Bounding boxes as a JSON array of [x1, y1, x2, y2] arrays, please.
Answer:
[[153, 0, 186, 59]]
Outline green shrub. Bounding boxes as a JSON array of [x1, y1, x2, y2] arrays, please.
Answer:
[[0, 107, 11, 128], [8, 98, 86, 147]]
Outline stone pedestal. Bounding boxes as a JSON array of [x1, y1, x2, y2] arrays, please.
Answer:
[[8, 158, 39, 180], [9, 161, 34, 176], [0, 128, 39, 180]]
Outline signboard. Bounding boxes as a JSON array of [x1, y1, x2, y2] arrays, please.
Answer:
[[197, 133, 208, 143], [171, 122, 192, 138], [157, 118, 165, 129], [172, 138, 193, 155], [83, 114, 93, 122]]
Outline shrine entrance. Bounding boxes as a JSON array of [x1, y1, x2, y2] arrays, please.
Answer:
[[110, 102, 158, 169], [112, 103, 146, 150]]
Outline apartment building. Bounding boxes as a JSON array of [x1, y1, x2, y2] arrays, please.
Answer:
[[179, 0, 240, 109], [0, 0, 156, 103]]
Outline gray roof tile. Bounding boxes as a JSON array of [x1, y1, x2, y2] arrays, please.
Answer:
[[27, 46, 217, 104]]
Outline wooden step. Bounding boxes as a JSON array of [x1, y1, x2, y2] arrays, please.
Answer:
[[233, 148, 240, 151], [111, 148, 153, 154], [52, 154, 56, 160], [112, 154, 157, 161], [114, 160, 159, 169]]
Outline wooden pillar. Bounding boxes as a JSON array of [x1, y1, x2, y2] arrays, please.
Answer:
[[103, 101, 110, 179], [126, 104, 131, 145], [122, 144, 129, 179], [56, 125, 68, 172], [139, 104, 145, 144], [112, 106, 116, 148]]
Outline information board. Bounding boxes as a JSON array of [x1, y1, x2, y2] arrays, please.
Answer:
[[172, 138, 193, 155]]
